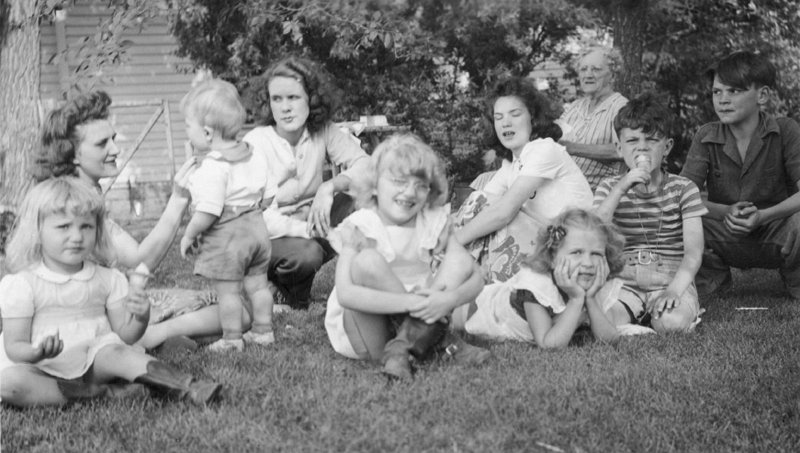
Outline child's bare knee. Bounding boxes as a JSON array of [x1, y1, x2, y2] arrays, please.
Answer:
[[351, 249, 387, 279], [1, 368, 36, 405]]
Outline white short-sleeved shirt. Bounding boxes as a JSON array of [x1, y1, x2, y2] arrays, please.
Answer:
[[482, 138, 593, 220], [243, 124, 368, 210], [187, 142, 270, 216]]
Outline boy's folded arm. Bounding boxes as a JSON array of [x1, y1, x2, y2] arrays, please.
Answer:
[[593, 181, 627, 222], [666, 216, 704, 297], [758, 188, 800, 224]]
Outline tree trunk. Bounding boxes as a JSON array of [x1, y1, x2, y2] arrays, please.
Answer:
[[612, 0, 648, 98], [0, 0, 40, 212]]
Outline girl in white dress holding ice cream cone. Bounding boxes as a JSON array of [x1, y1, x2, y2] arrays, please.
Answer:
[[0, 178, 220, 407]]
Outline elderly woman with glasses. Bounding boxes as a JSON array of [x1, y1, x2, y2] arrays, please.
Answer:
[[556, 46, 629, 191]]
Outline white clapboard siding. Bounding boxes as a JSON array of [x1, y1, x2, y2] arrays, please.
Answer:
[[39, 2, 197, 228]]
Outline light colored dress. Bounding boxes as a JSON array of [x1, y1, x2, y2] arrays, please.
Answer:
[[459, 267, 622, 342], [453, 138, 593, 282], [0, 261, 133, 379], [324, 206, 450, 359]]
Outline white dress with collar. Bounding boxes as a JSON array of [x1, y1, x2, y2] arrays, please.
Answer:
[[0, 261, 132, 379]]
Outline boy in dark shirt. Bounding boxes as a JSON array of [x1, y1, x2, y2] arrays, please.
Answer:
[[681, 51, 800, 298]]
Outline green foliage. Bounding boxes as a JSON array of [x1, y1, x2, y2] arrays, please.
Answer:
[[571, 0, 800, 168], [167, 0, 592, 183]]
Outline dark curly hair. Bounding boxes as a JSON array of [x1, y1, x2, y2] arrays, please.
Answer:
[[525, 208, 625, 276], [35, 91, 112, 182], [484, 77, 562, 151], [246, 55, 341, 136], [613, 91, 675, 139]]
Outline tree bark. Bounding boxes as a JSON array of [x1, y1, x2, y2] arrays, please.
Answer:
[[612, 0, 648, 98], [0, 0, 40, 211]]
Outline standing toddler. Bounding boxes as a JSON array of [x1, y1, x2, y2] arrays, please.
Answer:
[[180, 80, 275, 352]]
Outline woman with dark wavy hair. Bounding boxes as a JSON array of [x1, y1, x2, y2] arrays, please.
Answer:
[[35, 90, 195, 272], [243, 55, 369, 310], [452, 77, 593, 283]]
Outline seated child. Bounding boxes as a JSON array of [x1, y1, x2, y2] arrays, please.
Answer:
[[594, 93, 707, 333], [179, 79, 274, 352], [451, 209, 622, 347], [0, 178, 219, 407], [325, 134, 491, 380], [681, 51, 800, 298]]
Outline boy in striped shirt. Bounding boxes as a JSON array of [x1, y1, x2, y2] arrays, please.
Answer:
[[594, 94, 708, 334]]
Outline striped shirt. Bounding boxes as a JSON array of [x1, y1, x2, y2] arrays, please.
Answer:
[[593, 172, 708, 258], [557, 92, 628, 190]]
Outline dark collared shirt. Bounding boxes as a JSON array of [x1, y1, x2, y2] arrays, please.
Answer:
[[681, 112, 800, 209]]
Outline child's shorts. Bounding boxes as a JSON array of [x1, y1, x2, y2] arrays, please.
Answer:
[[194, 209, 271, 281], [607, 251, 700, 324]]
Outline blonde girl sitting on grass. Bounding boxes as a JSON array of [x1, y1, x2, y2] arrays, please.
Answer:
[[0, 178, 220, 407], [325, 134, 490, 380], [452, 209, 622, 348]]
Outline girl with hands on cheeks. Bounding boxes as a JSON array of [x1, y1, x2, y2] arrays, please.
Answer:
[[325, 134, 491, 380], [452, 209, 622, 348], [0, 178, 220, 408]]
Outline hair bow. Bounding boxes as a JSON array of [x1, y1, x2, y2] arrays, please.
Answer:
[[545, 225, 566, 249]]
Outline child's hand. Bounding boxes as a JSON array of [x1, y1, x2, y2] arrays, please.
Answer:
[[33, 332, 63, 361], [651, 290, 681, 318], [553, 257, 586, 302], [620, 167, 650, 190], [586, 257, 610, 298], [125, 286, 151, 322], [724, 202, 760, 235], [180, 235, 196, 258], [411, 284, 455, 324]]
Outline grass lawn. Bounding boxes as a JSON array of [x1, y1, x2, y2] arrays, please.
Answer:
[[2, 243, 800, 452]]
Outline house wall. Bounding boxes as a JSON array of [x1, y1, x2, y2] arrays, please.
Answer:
[[39, 2, 196, 231]]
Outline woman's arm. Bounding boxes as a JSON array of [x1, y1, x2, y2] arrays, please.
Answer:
[[307, 174, 351, 237], [110, 159, 195, 270], [308, 125, 369, 236], [454, 175, 545, 245], [560, 141, 621, 161]]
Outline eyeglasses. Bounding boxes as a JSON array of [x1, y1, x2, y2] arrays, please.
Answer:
[[385, 175, 431, 195], [578, 66, 607, 74]]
